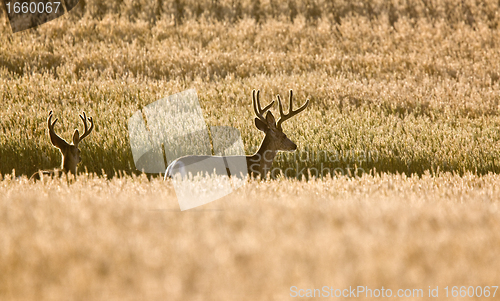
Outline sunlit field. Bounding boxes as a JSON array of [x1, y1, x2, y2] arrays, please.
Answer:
[[1, 0, 500, 300], [1, 173, 500, 300], [2, 0, 500, 176]]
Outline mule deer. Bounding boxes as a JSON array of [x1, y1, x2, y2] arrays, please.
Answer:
[[31, 111, 94, 180], [165, 89, 309, 179]]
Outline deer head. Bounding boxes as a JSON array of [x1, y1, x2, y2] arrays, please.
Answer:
[[47, 110, 94, 175], [253, 89, 309, 152], [247, 89, 309, 178]]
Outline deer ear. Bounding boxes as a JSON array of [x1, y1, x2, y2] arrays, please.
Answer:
[[265, 111, 276, 127], [72, 129, 80, 145], [255, 118, 268, 132]]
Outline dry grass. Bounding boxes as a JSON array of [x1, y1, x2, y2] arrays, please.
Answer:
[[1, 2, 500, 300], [1, 173, 500, 300], [1, 0, 500, 176]]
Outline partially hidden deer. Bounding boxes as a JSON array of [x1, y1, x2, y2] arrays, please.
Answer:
[[165, 89, 309, 180], [31, 111, 94, 180]]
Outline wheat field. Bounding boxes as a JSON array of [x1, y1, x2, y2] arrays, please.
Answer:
[[2, 0, 500, 300], [1, 173, 500, 300]]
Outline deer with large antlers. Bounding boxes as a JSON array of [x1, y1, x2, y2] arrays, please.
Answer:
[[165, 89, 309, 180], [31, 111, 94, 180]]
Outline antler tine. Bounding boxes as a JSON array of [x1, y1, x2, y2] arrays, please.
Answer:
[[252, 89, 274, 122], [277, 90, 310, 130], [78, 111, 94, 141], [48, 110, 69, 149]]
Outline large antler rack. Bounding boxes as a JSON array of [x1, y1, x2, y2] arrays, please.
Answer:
[[252, 89, 275, 123], [78, 111, 94, 142], [48, 110, 69, 149], [276, 90, 310, 130]]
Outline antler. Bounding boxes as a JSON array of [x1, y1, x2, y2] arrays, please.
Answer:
[[48, 111, 69, 149], [276, 90, 310, 130], [78, 111, 94, 142], [252, 90, 275, 123]]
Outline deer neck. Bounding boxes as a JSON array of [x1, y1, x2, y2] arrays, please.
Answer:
[[61, 151, 78, 175], [247, 133, 278, 177], [62, 157, 73, 174]]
